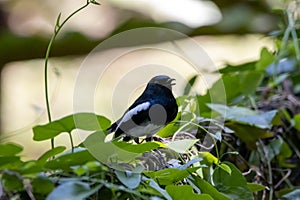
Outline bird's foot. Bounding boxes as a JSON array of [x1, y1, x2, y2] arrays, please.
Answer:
[[145, 136, 163, 142], [134, 137, 142, 144], [123, 136, 131, 142]]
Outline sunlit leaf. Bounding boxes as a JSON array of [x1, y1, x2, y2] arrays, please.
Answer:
[[166, 139, 198, 153], [199, 152, 219, 165], [144, 168, 198, 186], [247, 183, 266, 192], [157, 112, 180, 137], [113, 141, 160, 153], [218, 163, 231, 175]]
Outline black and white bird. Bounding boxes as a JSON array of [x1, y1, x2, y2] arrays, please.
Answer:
[[107, 75, 178, 142]]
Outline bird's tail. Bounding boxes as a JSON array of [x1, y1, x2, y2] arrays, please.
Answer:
[[106, 123, 123, 139], [106, 123, 116, 133]]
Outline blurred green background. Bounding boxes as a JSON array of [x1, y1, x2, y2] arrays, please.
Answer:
[[0, 0, 287, 158]]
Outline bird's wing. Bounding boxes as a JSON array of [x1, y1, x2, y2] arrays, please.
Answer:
[[115, 101, 151, 131]]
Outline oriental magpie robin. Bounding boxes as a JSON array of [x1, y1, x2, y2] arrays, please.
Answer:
[[107, 75, 178, 142]]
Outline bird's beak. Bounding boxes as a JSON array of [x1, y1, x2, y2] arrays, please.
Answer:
[[169, 78, 176, 86]]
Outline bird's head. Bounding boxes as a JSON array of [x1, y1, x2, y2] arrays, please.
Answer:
[[148, 75, 176, 90]]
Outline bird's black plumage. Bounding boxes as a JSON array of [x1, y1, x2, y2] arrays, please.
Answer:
[[107, 75, 178, 141]]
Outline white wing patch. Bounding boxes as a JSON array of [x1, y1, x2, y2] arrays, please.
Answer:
[[116, 102, 151, 130]]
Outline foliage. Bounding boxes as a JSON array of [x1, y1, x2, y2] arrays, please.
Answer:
[[1, 1, 300, 200]]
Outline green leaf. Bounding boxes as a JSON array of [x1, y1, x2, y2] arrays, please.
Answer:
[[0, 143, 23, 156], [166, 139, 198, 153], [73, 113, 110, 130], [90, 0, 101, 5], [208, 103, 256, 118], [157, 112, 180, 137], [73, 166, 87, 176], [198, 152, 219, 165], [2, 171, 23, 191], [190, 175, 231, 200], [32, 176, 55, 195], [208, 104, 276, 149], [219, 62, 255, 74], [38, 146, 66, 163], [247, 183, 266, 192], [207, 104, 277, 129], [33, 113, 110, 141], [55, 13, 61, 27], [178, 158, 203, 170], [17, 160, 44, 175], [216, 74, 241, 104], [278, 141, 295, 168], [264, 138, 283, 161], [45, 149, 96, 170], [46, 181, 101, 200], [83, 131, 145, 165], [197, 73, 241, 115], [147, 178, 172, 200], [0, 156, 23, 170], [256, 47, 275, 71], [254, 138, 295, 168], [239, 71, 264, 95], [218, 163, 231, 175], [157, 121, 179, 137], [293, 113, 300, 131], [166, 185, 213, 200], [226, 122, 273, 150], [113, 141, 160, 153], [213, 162, 254, 200], [144, 168, 198, 186], [184, 75, 198, 95], [114, 166, 143, 189]]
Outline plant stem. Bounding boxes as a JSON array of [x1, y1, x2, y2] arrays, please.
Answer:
[[68, 132, 74, 153], [44, 0, 91, 150]]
